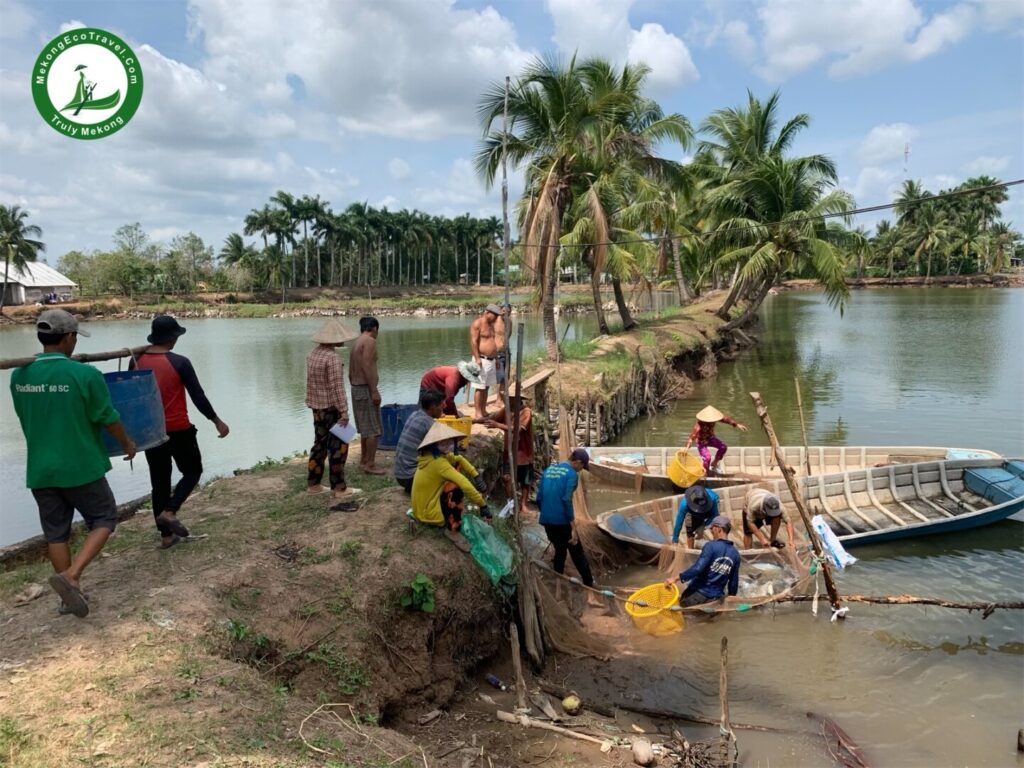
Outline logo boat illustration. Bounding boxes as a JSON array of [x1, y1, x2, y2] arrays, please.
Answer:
[[61, 64, 120, 116]]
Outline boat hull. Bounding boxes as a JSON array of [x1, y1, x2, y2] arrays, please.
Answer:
[[596, 458, 1022, 554]]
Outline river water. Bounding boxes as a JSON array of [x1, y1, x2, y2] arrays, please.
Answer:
[[1, 290, 1021, 764], [0, 312, 598, 546], [600, 287, 1023, 766]]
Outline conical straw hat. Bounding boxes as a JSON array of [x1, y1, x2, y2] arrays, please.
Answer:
[[312, 318, 358, 344], [418, 421, 467, 450], [696, 405, 724, 423]]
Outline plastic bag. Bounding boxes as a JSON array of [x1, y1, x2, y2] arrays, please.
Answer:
[[460, 514, 514, 586]]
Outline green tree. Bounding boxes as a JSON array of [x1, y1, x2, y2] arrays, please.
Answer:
[[0, 205, 45, 313]]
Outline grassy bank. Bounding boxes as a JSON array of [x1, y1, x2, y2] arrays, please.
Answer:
[[0, 443, 520, 768]]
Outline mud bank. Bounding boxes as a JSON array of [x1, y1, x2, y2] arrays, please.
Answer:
[[546, 297, 751, 446], [0, 434, 539, 767], [782, 273, 1021, 290]]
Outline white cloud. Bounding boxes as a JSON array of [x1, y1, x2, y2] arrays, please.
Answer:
[[546, 0, 699, 90], [857, 123, 919, 166], [0, 0, 34, 40], [850, 166, 900, 207], [189, 0, 534, 139], [57, 19, 86, 34], [756, 0, 979, 81], [720, 20, 758, 63], [965, 155, 1010, 174], [388, 157, 411, 180], [627, 23, 699, 88]]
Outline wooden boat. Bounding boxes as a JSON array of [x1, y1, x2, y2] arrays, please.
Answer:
[[587, 445, 1002, 493], [596, 458, 1024, 552]]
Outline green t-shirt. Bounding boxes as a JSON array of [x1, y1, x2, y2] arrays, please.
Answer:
[[10, 353, 121, 489]]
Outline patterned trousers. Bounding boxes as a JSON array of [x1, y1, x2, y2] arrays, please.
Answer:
[[308, 407, 349, 490], [697, 436, 728, 471]]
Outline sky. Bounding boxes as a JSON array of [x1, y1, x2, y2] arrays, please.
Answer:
[[0, 0, 1022, 262]]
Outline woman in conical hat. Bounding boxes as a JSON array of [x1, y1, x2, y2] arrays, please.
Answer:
[[305, 318, 360, 500], [683, 405, 748, 476], [411, 422, 487, 551]]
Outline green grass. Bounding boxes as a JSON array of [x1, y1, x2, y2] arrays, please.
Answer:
[[303, 643, 368, 695], [0, 716, 31, 763]]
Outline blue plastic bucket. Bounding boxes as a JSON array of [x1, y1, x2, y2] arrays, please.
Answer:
[[101, 370, 168, 456], [379, 403, 418, 450]]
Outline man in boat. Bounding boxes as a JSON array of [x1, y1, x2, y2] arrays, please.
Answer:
[[682, 405, 748, 475], [485, 394, 535, 515], [664, 515, 740, 607], [10, 310, 137, 618], [394, 389, 446, 493], [741, 488, 796, 549], [536, 449, 594, 587], [671, 484, 721, 549], [349, 316, 384, 475], [469, 304, 502, 419], [419, 361, 483, 417], [131, 316, 230, 548]]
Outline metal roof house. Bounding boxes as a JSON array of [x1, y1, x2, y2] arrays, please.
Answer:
[[0, 262, 77, 305]]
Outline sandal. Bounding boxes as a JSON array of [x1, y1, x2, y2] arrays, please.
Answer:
[[156, 514, 190, 538], [48, 573, 89, 618], [443, 529, 471, 553]]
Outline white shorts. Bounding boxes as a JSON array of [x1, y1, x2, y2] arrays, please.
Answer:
[[472, 357, 498, 389]]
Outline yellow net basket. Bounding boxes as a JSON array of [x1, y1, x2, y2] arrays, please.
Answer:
[[626, 583, 685, 636], [667, 450, 705, 489], [438, 416, 472, 449]]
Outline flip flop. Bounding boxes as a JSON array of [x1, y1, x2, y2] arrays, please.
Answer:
[[156, 514, 190, 538], [160, 534, 185, 549], [48, 573, 89, 618], [331, 487, 362, 499], [360, 466, 386, 476], [329, 500, 361, 513]]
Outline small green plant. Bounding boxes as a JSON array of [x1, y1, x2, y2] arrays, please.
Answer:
[[301, 546, 331, 565], [175, 688, 200, 702], [304, 643, 368, 694], [400, 573, 436, 613], [0, 717, 30, 759], [227, 618, 251, 641], [338, 540, 363, 564]]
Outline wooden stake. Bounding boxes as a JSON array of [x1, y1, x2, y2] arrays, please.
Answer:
[[1, 344, 150, 371], [509, 622, 528, 711], [718, 637, 734, 768], [794, 377, 812, 476], [495, 711, 624, 748], [750, 391, 843, 614]]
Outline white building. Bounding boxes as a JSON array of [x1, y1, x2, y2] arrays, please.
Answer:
[[0, 262, 77, 305]]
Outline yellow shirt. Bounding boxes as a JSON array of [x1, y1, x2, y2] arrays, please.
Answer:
[[411, 452, 484, 525]]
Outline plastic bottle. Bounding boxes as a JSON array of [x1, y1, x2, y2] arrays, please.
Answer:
[[484, 673, 508, 691]]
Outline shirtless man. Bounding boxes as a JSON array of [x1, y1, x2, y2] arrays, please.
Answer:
[[469, 304, 501, 419], [349, 317, 384, 475]]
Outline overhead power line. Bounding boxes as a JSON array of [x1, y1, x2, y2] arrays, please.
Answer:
[[513, 177, 1023, 250]]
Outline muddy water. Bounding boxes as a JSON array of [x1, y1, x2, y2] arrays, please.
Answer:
[[0, 313, 598, 546], [594, 288, 1023, 766]]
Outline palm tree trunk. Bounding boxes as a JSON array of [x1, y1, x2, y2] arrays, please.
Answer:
[[716, 276, 746, 320], [490, 247, 495, 285], [0, 256, 10, 314], [437, 245, 442, 285], [671, 238, 694, 304], [588, 255, 610, 335], [722, 273, 774, 332], [316, 240, 322, 287], [611, 277, 635, 330], [303, 222, 310, 287], [476, 239, 481, 285]]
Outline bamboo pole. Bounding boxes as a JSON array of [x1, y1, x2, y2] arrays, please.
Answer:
[[0, 345, 149, 371], [775, 594, 1022, 618], [794, 377, 812, 476], [509, 622, 528, 711], [750, 391, 843, 614], [718, 637, 735, 768]]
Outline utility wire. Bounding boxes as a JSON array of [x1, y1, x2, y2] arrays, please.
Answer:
[[512, 177, 1023, 250]]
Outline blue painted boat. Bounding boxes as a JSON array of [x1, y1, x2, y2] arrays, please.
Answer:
[[596, 458, 1024, 553]]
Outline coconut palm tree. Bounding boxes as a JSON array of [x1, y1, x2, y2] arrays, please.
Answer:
[[0, 205, 45, 314], [270, 191, 298, 287], [903, 205, 950, 279], [219, 232, 262, 292], [708, 153, 853, 330], [476, 55, 690, 354], [871, 219, 901, 278], [894, 180, 928, 229]]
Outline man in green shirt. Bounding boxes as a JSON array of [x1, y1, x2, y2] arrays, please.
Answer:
[[10, 310, 136, 618]]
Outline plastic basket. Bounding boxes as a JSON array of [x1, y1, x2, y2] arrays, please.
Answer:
[[438, 415, 472, 449], [667, 450, 705, 489], [625, 583, 685, 636]]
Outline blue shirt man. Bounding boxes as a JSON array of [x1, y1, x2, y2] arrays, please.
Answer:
[[666, 515, 740, 607], [671, 485, 720, 547], [536, 449, 594, 587]]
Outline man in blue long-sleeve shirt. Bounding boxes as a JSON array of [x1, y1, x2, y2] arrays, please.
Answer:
[[665, 515, 740, 607], [671, 484, 720, 548], [536, 448, 594, 586]]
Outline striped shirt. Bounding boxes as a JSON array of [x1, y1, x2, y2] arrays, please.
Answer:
[[394, 409, 435, 481], [305, 346, 348, 420]]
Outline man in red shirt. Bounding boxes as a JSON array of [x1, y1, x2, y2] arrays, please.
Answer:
[[132, 316, 229, 548], [486, 395, 535, 515], [419, 361, 482, 416]]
